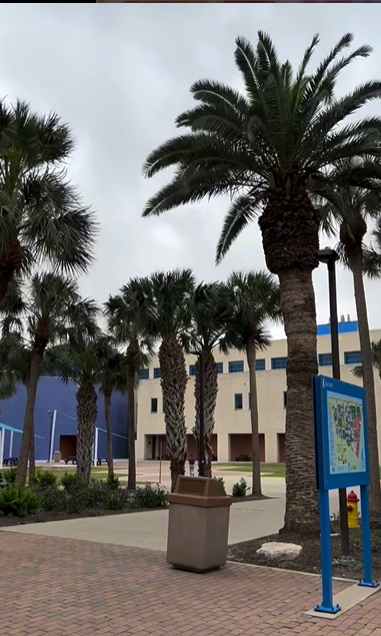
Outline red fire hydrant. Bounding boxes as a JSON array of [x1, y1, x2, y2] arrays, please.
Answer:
[[347, 491, 360, 529]]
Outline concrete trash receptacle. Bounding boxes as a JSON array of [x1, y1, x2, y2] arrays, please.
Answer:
[[166, 475, 232, 573], [54, 451, 62, 463]]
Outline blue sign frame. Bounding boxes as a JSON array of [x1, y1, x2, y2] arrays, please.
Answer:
[[314, 376, 370, 491]]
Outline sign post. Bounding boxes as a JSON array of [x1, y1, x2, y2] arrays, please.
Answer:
[[314, 375, 379, 614]]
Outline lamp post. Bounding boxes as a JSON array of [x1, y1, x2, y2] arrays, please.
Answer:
[[198, 355, 205, 477], [317, 248, 350, 558]]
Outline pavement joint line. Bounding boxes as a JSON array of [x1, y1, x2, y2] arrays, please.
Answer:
[[227, 559, 358, 583]]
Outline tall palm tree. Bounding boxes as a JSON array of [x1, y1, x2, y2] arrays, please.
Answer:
[[98, 345, 128, 479], [353, 340, 381, 381], [105, 283, 155, 490], [320, 184, 381, 513], [0, 100, 98, 306], [2, 273, 99, 485], [221, 272, 282, 496], [362, 217, 381, 278], [183, 282, 231, 477], [133, 270, 195, 491], [141, 33, 381, 532], [46, 333, 110, 482]]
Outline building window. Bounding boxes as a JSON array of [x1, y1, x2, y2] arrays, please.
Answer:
[[153, 367, 161, 379], [271, 357, 287, 370], [189, 364, 196, 377], [318, 353, 332, 367], [344, 351, 362, 365], [215, 362, 223, 374], [229, 360, 244, 373], [151, 398, 158, 413], [248, 393, 251, 410], [234, 393, 243, 410], [283, 391, 287, 409], [138, 368, 149, 380], [256, 358, 266, 371]]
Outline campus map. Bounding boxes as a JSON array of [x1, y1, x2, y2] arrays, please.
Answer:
[[327, 391, 366, 475]]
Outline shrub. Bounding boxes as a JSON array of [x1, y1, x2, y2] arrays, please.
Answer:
[[214, 476, 225, 490], [232, 477, 248, 497], [130, 483, 168, 509], [0, 485, 39, 517], [3, 468, 17, 484], [34, 469, 58, 488], [107, 474, 120, 490], [60, 472, 87, 492], [37, 485, 65, 512]]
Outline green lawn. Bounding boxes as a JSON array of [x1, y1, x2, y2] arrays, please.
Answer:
[[217, 462, 285, 478]]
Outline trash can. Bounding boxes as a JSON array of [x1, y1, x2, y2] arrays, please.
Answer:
[[54, 451, 62, 463], [167, 476, 232, 573]]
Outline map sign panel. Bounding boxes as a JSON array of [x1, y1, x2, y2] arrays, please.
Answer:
[[327, 391, 366, 475]]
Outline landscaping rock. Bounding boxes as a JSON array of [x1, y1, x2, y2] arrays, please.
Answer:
[[256, 542, 302, 561]]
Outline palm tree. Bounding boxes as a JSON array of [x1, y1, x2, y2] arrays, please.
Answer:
[[353, 340, 381, 381], [0, 100, 98, 306], [133, 270, 195, 491], [2, 273, 99, 485], [46, 333, 111, 482], [320, 184, 381, 513], [105, 283, 155, 490], [98, 345, 128, 479], [362, 217, 381, 278], [141, 33, 381, 532], [221, 272, 282, 496], [183, 282, 231, 478]]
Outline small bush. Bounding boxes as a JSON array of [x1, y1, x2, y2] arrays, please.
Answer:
[[34, 469, 58, 488], [0, 485, 39, 517], [232, 477, 248, 497], [37, 485, 65, 512], [214, 476, 225, 490], [107, 474, 120, 490], [130, 483, 168, 509], [60, 472, 86, 492], [3, 468, 17, 484]]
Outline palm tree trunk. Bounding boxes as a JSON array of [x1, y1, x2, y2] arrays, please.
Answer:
[[16, 349, 43, 486], [246, 341, 262, 496], [127, 366, 136, 490], [194, 352, 218, 478], [278, 268, 320, 535], [160, 335, 188, 492], [28, 415, 36, 483], [104, 389, 114, 478], [76, 383, 98, 482], [350, 253, 381, 515]]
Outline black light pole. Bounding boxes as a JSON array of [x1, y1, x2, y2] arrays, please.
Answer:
[[198, 355, 205, 477], [317, 248, 350, 558]]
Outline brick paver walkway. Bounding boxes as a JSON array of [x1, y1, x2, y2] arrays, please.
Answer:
[[2, 532, 380, 635]]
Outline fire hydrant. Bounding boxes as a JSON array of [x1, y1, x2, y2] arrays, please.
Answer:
[[347, 491, 360, 529]]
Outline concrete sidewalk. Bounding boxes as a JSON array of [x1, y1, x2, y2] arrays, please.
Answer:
[[2, 497, 285, 550]]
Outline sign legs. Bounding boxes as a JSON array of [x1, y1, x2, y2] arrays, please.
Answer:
[[358, 484, 379, 589], [315, 489, 341, 614]]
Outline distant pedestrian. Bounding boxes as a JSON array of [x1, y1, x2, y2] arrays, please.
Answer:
[[189, 455, 195, 476]]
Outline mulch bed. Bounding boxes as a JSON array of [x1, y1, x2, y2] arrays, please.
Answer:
[[0, 506, 168, 528], [228, 527, 381, 581]]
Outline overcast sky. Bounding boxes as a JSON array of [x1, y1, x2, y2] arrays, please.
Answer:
[[1, 3, 381, 338]]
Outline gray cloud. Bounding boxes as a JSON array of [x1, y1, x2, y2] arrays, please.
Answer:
[[1, 3, 381, 337]]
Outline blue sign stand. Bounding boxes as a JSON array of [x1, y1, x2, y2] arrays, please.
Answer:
[[314, 376, 379, 615]]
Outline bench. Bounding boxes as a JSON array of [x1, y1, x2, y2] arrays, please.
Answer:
[[236, 454, 251, 462], [96, 458, 109, 466], [2, 457, 19, 467], [64, 456, 95, 466]]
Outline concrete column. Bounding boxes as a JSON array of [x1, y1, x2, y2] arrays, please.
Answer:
[[217, 433, 229, 462], [266, 433, 279, 463]]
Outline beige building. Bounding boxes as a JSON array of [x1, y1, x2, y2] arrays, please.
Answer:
[[136, 319, 381, 463]]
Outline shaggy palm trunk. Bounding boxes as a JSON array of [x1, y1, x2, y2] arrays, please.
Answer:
[[76, 383, 98, 482], [246, 341, 262, 496], [17, 348, 44, 486], [160, 334, 188, 492], [194, 351, 218, 478], [127, 363, 136, 490], [104, 389, 114, 478], [259, 189, 321, 534], [350, 253, 381, 515]]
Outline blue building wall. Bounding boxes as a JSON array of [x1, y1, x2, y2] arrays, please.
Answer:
[[317, 321, 359, 337], [0, 377, 128, 460]]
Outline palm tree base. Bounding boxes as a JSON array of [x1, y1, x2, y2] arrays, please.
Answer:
[[170, 457, 185, 492]]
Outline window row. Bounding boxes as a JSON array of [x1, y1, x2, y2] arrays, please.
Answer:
[[151, 391, 290, 413], [138, 350, 363, 380]]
